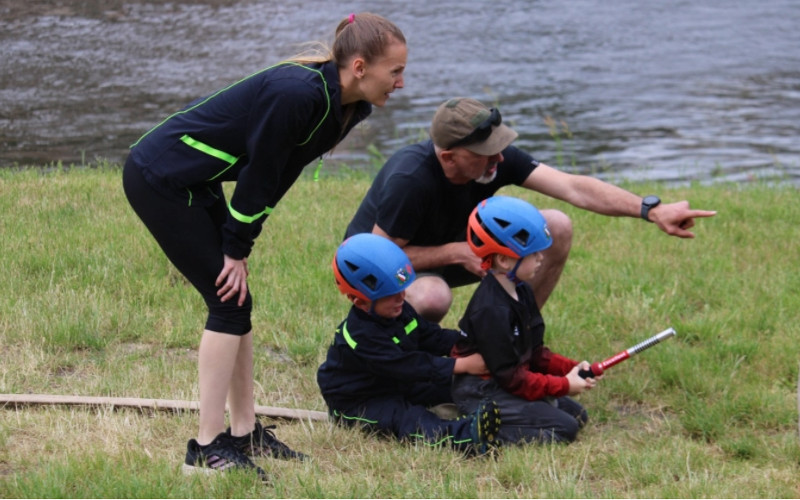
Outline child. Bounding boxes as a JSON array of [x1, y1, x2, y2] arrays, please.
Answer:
[[317, 233, 501, 455], [451, 196, 599, 445]]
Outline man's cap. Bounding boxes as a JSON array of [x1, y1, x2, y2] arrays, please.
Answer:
[[430, 97, 518, 156]]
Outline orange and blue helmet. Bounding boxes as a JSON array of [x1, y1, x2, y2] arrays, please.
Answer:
[[332, 233, 415, 302], [467, 195, 552, 267]]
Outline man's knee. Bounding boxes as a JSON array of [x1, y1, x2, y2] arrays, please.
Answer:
[[540, 209, 572, 259], [404, 275, 453, 323]]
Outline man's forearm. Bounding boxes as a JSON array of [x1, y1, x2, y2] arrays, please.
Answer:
[[372, 224, 472, 270], [402, 242, 468, 270]]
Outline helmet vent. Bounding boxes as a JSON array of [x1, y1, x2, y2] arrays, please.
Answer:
[[344, 260, 360, 273], [513, 229, 530, 246], [470, 229, 485, 248], [493, 217, 511, 229], [361, 274, 378, 291]]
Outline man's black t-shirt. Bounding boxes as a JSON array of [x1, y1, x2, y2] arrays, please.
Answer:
[[345, 140, 538, 246]]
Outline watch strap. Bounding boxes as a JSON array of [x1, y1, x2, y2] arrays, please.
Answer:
[[641, 195, 660, 222]]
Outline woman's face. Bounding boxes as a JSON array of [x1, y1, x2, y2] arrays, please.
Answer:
[[359, 39, 407, 107]]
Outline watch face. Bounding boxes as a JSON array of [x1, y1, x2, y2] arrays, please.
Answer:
[[643, 195, 660, 206]]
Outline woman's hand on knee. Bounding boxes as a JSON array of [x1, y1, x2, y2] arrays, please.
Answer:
[[216, 255, 249, 306]]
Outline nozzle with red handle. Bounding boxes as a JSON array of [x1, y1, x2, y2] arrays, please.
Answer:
[[578, 327, 676, 379]]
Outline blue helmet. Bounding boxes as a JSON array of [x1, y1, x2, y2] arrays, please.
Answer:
[[467, 195, 552, 261], [332, 233, 416, 302]]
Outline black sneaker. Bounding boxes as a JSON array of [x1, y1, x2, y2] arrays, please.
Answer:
[[229, 421, 308, 461], [182, 432, 270, 484], [468, 399, 501, 455]]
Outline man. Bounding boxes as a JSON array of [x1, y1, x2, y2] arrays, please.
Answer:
[[345, 97, 716, 323]]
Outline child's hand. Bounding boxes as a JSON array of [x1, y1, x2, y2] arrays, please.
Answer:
[[453, 353, 490, 376], [566, 361, 599, 395]]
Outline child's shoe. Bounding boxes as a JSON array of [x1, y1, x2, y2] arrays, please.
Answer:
[[468, 399, 501, 455]]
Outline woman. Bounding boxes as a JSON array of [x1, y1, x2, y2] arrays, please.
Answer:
[[122, 12, 407, 481]]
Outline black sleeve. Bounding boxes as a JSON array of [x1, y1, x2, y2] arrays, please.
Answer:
[[222, 81, 324, 259], [414, 311, 461, 356], [494, 145, 539, 186], [347, 316, 457, 386]]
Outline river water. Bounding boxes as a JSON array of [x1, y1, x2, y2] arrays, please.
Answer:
[[2, 0, 799, 185]]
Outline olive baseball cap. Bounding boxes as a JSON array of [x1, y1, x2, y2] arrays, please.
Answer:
[[430, 97, 518, 156]]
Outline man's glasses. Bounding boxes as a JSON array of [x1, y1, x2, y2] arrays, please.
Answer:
[[446, 107, 502, 149]]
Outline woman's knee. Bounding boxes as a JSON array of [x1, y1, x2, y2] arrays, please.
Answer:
[[205, 293, 253, 335]]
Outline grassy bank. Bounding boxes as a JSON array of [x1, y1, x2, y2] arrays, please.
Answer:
[[0, 165, 798, 498]]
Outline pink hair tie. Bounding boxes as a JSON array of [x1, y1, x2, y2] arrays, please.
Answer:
[[348, 13, 355, 24]]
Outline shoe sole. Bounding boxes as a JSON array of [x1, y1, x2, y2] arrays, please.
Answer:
[[182, 463, 219, 477], [477, 401, 501, 452], [181, 463, 271, 485]]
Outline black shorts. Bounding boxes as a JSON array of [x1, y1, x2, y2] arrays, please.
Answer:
[[420, 264, 480, 289], [122, 156, 252, 335]]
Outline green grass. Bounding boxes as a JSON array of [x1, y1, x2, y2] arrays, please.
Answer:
[[1, 165, 799, 498]]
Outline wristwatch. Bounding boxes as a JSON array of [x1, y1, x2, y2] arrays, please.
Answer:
[[641, 195, 661, 222]]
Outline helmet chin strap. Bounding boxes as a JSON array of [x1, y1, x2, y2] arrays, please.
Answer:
[[505, 258, 524, 285], [488, 256, 525, 284], [363, 298, 384, 321]]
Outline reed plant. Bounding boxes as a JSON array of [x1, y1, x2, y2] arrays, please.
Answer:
[[1, 165, 798, 498]]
